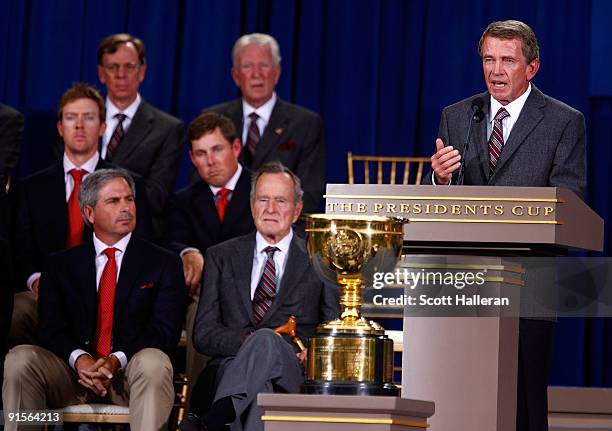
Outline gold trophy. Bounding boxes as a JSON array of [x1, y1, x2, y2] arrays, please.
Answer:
[[304, 214, 405, 396]]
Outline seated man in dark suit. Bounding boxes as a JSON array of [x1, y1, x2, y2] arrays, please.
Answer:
[[96, 33, 185, 219], [10, 83, 152, 346], [205, 33, 326, 214], [3, 168, 185, 431], [165, 112, 255, 394], [183, 162, 338, 431]]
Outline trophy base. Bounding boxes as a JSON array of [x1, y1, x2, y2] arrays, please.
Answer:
[[302, 380, 400, 396]]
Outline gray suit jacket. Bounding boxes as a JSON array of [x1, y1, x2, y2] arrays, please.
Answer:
[[206, 98, 326, 213], [426, 85, 586, 199], [108, 99, 185, 214], [193, 232, 339, 359]]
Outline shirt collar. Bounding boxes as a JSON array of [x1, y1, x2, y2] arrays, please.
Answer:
[[106, 93, 141, 121], [209, 163, 243, 196], [490, 83, 531, 122], [255, 228, 293, 256], [93, 232, 132, 256], [242, 92, 277, 124], [63, 152, 99, 175]]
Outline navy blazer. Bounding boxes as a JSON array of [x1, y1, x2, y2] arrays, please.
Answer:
[[13, 158, 153, 289], [38, 236, 185, 362], [164, 167, 255, 255]]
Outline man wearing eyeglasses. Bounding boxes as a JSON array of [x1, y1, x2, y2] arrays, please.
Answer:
[[96, 33, 185, 223]]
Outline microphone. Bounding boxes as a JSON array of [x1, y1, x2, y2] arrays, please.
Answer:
[[457, 97, 485, 185]]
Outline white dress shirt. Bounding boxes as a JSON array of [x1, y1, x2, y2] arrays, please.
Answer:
[[241, 92, 277, 146], [250, 229, 293, 300], [101, 94, 141, 158], [488, 82, 532, 142], [69, 232, 132, 370], [209, 163, 243, 198], [26, 152, 100, 291]]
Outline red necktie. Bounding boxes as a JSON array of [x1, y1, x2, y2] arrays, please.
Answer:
[[253, 246, 278, 324], [216, 188, 230, 222], [66, 169, 87, 247], [488, 107, 510, 174], [95, 247, 117, 358], [246, 112, 260, 156], [106, 113, 127, 159]]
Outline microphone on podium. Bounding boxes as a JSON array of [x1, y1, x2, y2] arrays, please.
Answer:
[[457, 97, 485, 185]]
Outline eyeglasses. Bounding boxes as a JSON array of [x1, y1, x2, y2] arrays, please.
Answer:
[[103, 62, 140, 75]]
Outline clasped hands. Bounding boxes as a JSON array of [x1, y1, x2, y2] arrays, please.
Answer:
[[75, 354, 120, 397]]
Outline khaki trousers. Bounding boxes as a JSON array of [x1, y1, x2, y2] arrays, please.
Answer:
[[8, 292, 38, 346], [2, 345, 174, 431]]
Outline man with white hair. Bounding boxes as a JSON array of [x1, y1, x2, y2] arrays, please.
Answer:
[[205, 33, 326, 214]]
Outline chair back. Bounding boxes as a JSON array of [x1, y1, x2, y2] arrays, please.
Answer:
[[346, 152, 430, 185]]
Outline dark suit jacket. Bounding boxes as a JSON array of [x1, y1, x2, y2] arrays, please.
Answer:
[[13, 158, 153, 289], [425, 86, 586, 199], [164, 167, 255, 255], [206, 98, 326, 213], [38, 236, 185, 362], [106, 99, 185, 214], [193, 232, 339, 359], [0, 104, 23, 193]]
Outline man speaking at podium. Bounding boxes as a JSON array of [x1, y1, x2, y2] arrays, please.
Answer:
[[425, 20, 586, 431]]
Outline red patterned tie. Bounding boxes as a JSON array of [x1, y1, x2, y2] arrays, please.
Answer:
[[66, 169, 87, 247], [253, 246, 278, 324], [246, 112, 260, 156], [95, 247, 117, 358], [488, 107, 510, 174], [216, 188, 230, 222], [106, 113, 127, 159]]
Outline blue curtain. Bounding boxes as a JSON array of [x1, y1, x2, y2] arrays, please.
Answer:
[[2, 0, 610, 387]]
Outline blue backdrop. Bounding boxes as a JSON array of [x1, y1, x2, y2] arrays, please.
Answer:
[[1, 0, 610, 387]]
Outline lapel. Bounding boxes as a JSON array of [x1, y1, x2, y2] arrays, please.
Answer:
[[252, 99, 290, 167], [47, 164, 69, 245], [231, 233, 257, 325], [259, 235, 309, 326], [225, 99, 245, 141], [193, 181, 221, 242], [114, 236, 143, 320], [490, 85, 545, 182], [112, 100, 154, 162], [80, 242, 99, 327], [221, 168, 251, 232]]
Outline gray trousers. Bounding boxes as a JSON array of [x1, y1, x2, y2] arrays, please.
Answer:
[[214, 329, 304, 431]]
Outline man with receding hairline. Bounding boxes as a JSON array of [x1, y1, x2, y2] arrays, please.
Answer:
[[96, 33, 185, 219], [205, 33, 326, 214], [181, 162, 337, 431], [165, 111, 255, 400]]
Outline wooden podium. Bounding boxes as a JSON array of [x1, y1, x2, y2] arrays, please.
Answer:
[[324, 184, 603, 431]]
